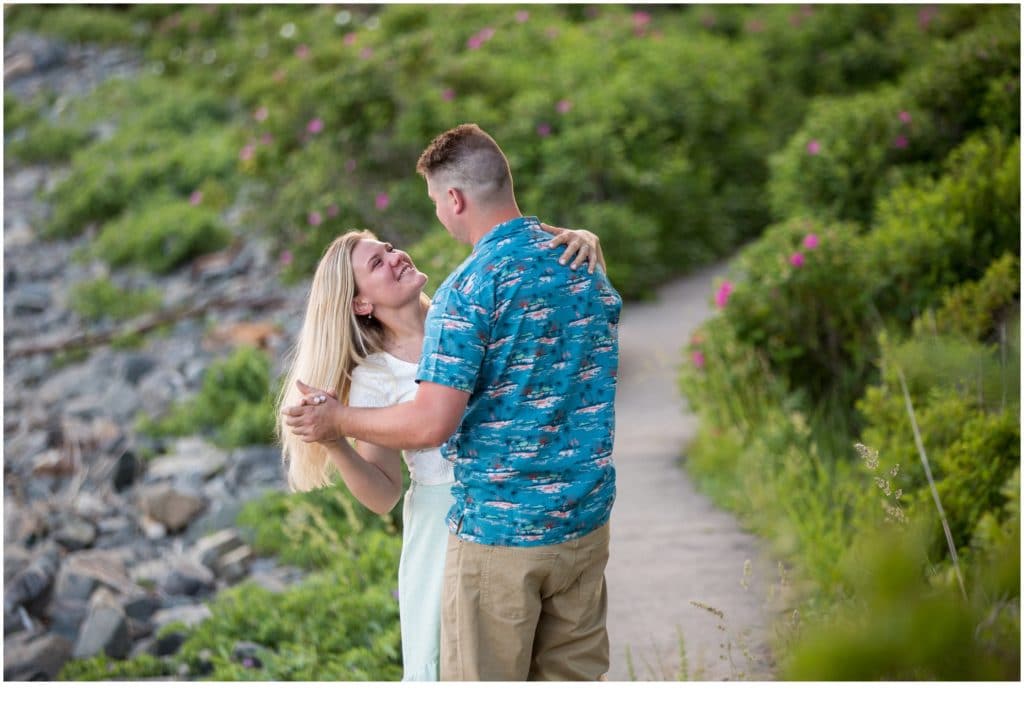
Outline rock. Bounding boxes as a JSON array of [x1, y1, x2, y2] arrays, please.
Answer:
[[94, 515, 137, 548], [4, 52, 35, 81], [137, 367, 187, 412], [53, 516, 97, 550], [122, 353, 157, 384], [129, 558, 171, 590], [8, 284, 51, 315], [126, 616, 154, 641], [186, 495, 245, 543], [160, 557, 215, 598], [216, 545, 253, 585], [3, 631, 73, 681], [204, 321, 281, 351], [139, 515, 168, 540], [226, 446, 282, 488], [4, 544, 32, 586], [112, 451, 141, 492], [4, 605, 39, 636], [54, 549, 140, 602], [64, 379, 140, 423], [152, 603, 211, 629], [147, 437, 226, 485], [154, 630, 187, 657], [245, 559, 305, 594], [138, 484, 206, 532], [46, 597, 89, 639], [4, 499, 50, 546], [73, 492, 109, 521], [191, 529, 244, 570], [122, 592, 160, 621], [232, 640, 270, 669], [4, 543, 59, 616], [31, 448, 72, 477], [73, 588, 131, 660]]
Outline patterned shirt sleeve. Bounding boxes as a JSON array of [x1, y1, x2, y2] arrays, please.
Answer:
[[417, 281, 491, 393]]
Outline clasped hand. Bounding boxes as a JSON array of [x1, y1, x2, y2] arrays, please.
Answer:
[[282, 380, 344, 443]]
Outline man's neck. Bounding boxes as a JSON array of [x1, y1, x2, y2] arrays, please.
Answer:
[[467, 205, 524, 247]]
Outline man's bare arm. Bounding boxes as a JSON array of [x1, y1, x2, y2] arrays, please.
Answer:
[[282, 380, 469, 451]]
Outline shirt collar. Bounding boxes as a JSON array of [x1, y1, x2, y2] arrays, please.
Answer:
[[474, 216, 539, 249]]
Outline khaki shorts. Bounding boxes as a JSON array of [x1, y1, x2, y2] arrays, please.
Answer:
[[440, 522, 611, 681]]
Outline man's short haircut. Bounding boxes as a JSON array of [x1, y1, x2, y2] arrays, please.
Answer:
[[416, 123, 513, 203]]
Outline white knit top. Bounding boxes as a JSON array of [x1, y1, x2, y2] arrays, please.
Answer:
[[348, 352, 455, 486]]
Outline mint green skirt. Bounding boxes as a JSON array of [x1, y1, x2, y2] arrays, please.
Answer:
[[398, 480, 455, 681]]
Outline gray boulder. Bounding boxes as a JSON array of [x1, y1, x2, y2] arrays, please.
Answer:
[[4, 542, 59, 617], [73, 588, 131, 660], [138, 484, 206, 532], [147, 437, 226, 485], [53, 515, 97, 550], [54, 549, 139, 602], [3, 631, 72, 681]]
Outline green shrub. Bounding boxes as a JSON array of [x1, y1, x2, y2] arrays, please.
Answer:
[[43, 80, 238, 240], [59, 653, 175, 681], [7, 121, 93, 163], [139, 346, 276, 448], [92, 197, 233, 273], [867, 129, 1020, 325], [918, 410, 1020, 559], [237, 486, 400, 569], [903, 7, 1021, 145], [172, 531, 401, 681], [929, 253, 1020, 343], [767, 86, 935, 226], [69, 277, 162, 321], [3, 4, 139, 44], [767, 5, 1019, 229], [720, 217, 879, 414]]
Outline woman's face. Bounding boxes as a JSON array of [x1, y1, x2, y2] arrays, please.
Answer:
[[350, 239, 427, 314]]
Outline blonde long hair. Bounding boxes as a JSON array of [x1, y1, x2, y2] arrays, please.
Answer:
[[276, 230, 392, 492]]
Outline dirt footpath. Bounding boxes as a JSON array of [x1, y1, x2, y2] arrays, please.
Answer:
[[604, 264, 777, 681]]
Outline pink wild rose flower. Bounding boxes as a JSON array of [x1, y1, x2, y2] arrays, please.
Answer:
[[714, 280, 734, 309], [806, 139, 821, 155], [803, 233, 820, 250], [790, 252, 806, 268]]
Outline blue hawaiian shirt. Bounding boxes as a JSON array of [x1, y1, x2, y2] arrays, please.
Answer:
[[417, 216, 621, 547]]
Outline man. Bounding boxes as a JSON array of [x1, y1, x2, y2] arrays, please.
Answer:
[[285, 124, 622, 680]]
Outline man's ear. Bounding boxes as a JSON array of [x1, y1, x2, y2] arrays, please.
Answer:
[[449, 187, 466, 215], [352, 297, 372, 317]]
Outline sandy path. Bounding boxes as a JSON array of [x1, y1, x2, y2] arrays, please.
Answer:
[[604, 264, 777, 681]]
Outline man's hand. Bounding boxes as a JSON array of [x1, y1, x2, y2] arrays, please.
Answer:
[[282, 379, 344, 443]]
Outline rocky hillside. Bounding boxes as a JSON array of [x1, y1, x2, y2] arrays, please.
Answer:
[[4, 33, 311, 680]]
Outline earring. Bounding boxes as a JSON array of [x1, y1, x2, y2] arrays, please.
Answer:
[[368, 312, 373, 320]]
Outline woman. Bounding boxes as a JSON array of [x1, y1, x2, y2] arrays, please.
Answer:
[[276, 224, 605, 681]]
